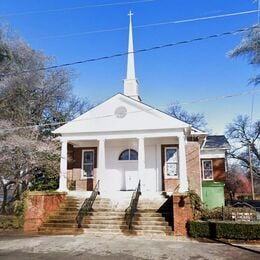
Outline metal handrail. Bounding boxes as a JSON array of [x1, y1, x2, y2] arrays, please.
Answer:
[[125, 180, 141, 230], [76, 180, 100, 228]]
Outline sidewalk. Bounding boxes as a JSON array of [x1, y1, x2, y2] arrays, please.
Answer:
[[0, 233, 259, 259]]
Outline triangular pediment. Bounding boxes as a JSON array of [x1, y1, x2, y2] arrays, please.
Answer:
[[53, 93, 190, 134]]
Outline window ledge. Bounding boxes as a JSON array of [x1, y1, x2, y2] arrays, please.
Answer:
[[165, 176, 179, 180]]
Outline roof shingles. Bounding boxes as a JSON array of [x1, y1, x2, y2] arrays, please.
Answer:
[[203, 135, 230, 149]]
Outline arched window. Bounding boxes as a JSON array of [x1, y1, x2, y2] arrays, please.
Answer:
[[119, 149, 138, 160]]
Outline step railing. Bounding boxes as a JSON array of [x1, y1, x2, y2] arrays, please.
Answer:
[[76, 180, 100, 228], [125, 180, 141, 230]]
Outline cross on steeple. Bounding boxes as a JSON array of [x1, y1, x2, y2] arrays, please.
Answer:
[[128, 10, 134, 17]]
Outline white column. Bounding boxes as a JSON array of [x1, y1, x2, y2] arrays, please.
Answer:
[[138, 137, 145, 190], [58, 139, 68, 192], [178, 135, 189, 193], [156, 144, 162, 192], [97, 138, 105, 191]]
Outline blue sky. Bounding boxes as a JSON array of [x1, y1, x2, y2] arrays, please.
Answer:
[[0, 0, 259, 134]]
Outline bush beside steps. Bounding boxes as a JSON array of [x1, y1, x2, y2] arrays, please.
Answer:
[[0, 215, 23, 229], [188, 220, 260, 240]]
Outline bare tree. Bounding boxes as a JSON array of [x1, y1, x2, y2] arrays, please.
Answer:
[[228, 26, 260, 85], [225, 164, 251, 198], [226, 115, 260, 180], [0, 30, 11, 71], [167, 103, 207, 130]]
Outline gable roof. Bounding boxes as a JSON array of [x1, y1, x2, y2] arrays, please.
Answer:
[[53, 93, 191, 134], [202, 135, 230, 149], [191, 127, 207, 136]]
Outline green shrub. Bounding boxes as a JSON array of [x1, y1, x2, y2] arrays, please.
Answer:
[[30, 153, 59, 191], [201, 208, 222, 220], [188, 220, 260, 240], [8, 191, 28, 216], [188, 190, 204, 219], [187, 220, 210, 238], [200, 206, 256, 221], [12, 199, 25, 217], [0, 215, 23, 229], [68, 180, 76, 190], [215, 221, 260, 240]]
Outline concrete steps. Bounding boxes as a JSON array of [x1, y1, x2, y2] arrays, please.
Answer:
[[38, 193, 174, 237], [88, 211, 125, 216], [81, 224, 127, 229], [84, 219, 125, 224], [133, 220, 169, 226], [38, 227, 83, 235], [128, 230, 173, 236], [41, 222, 78, 228], [85, 215, 124, 220], [128, 196, 173, 236], [132, 224, 171, 231], [83, 197, 128, 234], [46, 218, 76, 223], [82, 228, 127, 235]]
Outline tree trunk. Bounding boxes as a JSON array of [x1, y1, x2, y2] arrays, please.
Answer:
[[1, 185, 8, 214]]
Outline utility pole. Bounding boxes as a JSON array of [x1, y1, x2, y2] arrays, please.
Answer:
[[248, 144, 255, 200], [247, 0, 258, 200]]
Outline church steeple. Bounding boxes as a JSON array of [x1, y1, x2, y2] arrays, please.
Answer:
[[123, 11, 141, 101]]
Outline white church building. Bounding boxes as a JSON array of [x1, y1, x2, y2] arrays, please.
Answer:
[[54, 12, 229, 202]]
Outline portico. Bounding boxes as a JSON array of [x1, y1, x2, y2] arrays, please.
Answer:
[[57, 129, 189, 194]]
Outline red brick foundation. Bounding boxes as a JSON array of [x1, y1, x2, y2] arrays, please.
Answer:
[[23, 192, 67, 233], [173, 194, 193, 236]]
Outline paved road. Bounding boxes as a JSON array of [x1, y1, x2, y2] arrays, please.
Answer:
[[0, 233, 259, 260]]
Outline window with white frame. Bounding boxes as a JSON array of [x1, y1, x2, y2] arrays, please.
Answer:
[[165, 147, 179, 178], [82, 150, 94, 178], [202, 160, 213, 180], [119, 149, 138, 160]]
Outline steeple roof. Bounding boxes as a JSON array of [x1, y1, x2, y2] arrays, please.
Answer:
[[123, 11, 140, 101], [126, 10, 136, 80]]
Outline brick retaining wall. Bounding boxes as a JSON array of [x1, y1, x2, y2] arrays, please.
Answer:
[[23, 192, 67, 233]]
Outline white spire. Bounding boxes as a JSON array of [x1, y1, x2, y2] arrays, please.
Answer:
[[127, 10, 135, 79], [123, 10, 140, 101]]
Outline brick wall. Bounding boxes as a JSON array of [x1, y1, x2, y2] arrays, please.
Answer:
[[67, 146, 97, 191], [23, 192, 66, 232], [201, 158, 226, 181], [173, 194, 193, 236], [164, 179, 180, 192], [186, 142, 201, 197]]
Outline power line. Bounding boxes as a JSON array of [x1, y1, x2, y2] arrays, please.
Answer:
[[32, 27, 128, 41], [178, 88, 260, 105], [1, 88, 259, 132], [1, 25, 258, 78], [137, 10, 258, 27], [30, 10, 258, 41], [0, 0, 156, 17]]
